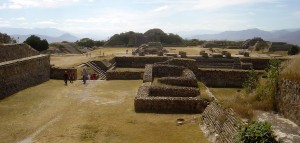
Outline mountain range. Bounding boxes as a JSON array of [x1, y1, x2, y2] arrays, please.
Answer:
[[1, 27, 300, 45], [0, 28, 79, 43], [191, 28, 300, 45]]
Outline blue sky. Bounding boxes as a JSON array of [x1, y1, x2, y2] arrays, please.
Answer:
[[0, 0, 300, 37]]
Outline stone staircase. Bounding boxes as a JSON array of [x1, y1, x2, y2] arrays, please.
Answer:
[[85, 61, 107, 80]]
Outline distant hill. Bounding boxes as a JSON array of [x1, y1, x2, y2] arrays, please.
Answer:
[[0, 27, 79, 43], [10, 33, 79, 43], [0, 27, 66, 37], [105, 28, 184, 47], [191, 28, 300, 45], [44, 42, 82, 54]]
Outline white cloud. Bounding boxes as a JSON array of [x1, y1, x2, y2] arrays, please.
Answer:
[[12, 17, 26, 21], [0, 0, 92, 9], [35, 20, 59, 26], [152, 5, 169, 12], [294, 11, 300, 17], [0, 20, 10, 27], [137, 0, 276, 11]]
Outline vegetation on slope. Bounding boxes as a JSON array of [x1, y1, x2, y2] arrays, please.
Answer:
[[104, 28, 185, 47], [24, 35, 49, 51], [281, 54, 300, 82], [0, 32, 14, 43]]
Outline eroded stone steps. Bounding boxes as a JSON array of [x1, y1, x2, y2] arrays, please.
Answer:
[[85, 61, 106, 80]]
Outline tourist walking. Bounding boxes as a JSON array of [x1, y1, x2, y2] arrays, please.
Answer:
[[63, 70, 69, 85], [82, 67, 88, 84], [69, 71, 75, 83]]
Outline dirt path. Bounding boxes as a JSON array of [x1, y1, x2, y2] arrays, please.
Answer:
[[0, 80, 208, 143]]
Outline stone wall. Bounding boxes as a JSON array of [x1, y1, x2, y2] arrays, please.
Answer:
[[134, 83, 208, 113], [239, 57, 270, 70], [270, 42, 292, 51], [143, 64, 153, 82], [196, 68, 264, 87], [276, 80, 300, 125], [106, 70, 143, 80], [168, 58, 198, 72], [201, 102, 244, 143], [157, 69, 198, 87], [50, 67, 77, 80], [191, 57, 236, 69], [114, 56, 169, 68], [158, 77, 198, 87], [152, 64, 185, 77], [0, 55, 50, 99], [0, 44, 39, 63], [149, 86, 199, 97]]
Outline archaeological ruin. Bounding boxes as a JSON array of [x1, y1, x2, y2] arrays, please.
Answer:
[[0, 44, 50, 99], [1, 41, 299, 143], [134, 62, 208, 113], [133, 42, 168, 56]]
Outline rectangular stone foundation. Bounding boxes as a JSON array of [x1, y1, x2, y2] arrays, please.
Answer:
[[134, 85, 208, 113]]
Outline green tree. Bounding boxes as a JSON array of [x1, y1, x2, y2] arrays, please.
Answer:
[[243, 69, 259, 93], [0, 32, 12, 43], [255, 59, 281, 103], [24, 35, 49, 51], [288, 45, 299, 55], [76, 38, 94, 47]]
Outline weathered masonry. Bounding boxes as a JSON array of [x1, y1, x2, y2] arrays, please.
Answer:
[[276, 80, 300, 126], [0, 44, 50, 99]]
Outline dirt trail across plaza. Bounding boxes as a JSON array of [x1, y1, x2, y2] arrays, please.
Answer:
[[0, 80, 208, 143]]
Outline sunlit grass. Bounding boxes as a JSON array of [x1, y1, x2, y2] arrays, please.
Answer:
[[281, 54, 300, 82]]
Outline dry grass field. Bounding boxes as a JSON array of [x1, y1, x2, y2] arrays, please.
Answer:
[[0, 80, 208, 143]]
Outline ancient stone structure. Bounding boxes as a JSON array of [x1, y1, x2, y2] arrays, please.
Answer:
[[104, 56, 276, 88], [134, 42, 168, 55], [135, 83, 208, 113], [269, 42, 292, 52], [240, 37, 264, 49], [0, 44, 39, 62], [201, 102, 244, 143], [179, 51, 187, 58], [240, 57, 286, 70], [0, 44, 50, 99], [113, 56, 169, 68], [106, 70, 144, 80], [196, 68, 264, 88], [276, 80, 300, 125], [134, 63, 209, 113]]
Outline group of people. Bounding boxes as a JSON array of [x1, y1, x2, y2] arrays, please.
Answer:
[[63, 67, 99, 85], [63, 70, 76, 85], [81, 67, 98, 84]]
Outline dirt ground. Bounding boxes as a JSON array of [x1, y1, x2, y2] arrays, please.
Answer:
[[0, 80, 208, 143]]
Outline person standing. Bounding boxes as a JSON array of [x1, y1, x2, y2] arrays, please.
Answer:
[[82, 67, 88, 84], [69, 71, 75, 83], [63, 70, 69, 85]]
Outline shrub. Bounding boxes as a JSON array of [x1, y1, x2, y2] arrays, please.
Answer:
[[243, 69, 258, 93], [0, 32, 12, 43], [24, 35, 49, 51], [288, 45, 299, 55], [281, 54, 300, 82], [236, 121, 277, 143]]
